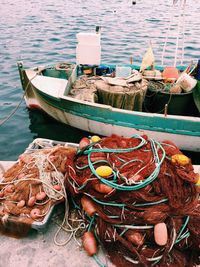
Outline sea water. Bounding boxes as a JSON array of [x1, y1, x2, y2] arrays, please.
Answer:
[[0, 0, 199, 162]]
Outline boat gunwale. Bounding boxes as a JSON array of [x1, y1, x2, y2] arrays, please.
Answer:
[[20, 64, 200, 138], [23, 68, 200, 123], [30, 86, 200, 137]]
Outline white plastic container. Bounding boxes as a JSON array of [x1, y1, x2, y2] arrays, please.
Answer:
[[76, 32, 101, 45], [76, 32, 101, 65], [76, 44, 101, 65], [115, 66, 132, 78], [176, 73, 197, 92]]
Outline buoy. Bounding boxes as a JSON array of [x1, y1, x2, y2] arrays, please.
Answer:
[[171, 154, 190, 166], [17, 200, 26, 208], [81, 196, 96, 217], [79, 137, 90, 150], [93, 182, 113, 194], [162, 66, 179, 82], [82, 231, 97, 256], [96, 166, 113, 177], [27, 196, 36, 207], [154, 222, 168, 246], [36, 192, 46, 201], [91, 135, 101, 143], [53, 184, 62, 191], [30, 208, 41, 220]]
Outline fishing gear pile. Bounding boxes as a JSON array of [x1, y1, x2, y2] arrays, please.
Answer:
[[65, 134, 200, 267], [0, 142, 76, 236]]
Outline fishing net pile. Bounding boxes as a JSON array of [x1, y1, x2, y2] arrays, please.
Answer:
[[95, 74, 148, 111], [65, 134, 200, 267], [69, 71, 148, 111], [0, 142, 76, 236], [69, 75, 99, 102]]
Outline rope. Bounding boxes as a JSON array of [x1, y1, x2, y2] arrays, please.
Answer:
[[161, 3, 175, 65], [68, 134, 198, 266], [86, 138, 165, 191], [161, 0, 186, 66], [0, 69, 41, 126]]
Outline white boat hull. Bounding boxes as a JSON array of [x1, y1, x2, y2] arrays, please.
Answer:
[[31, 93, 200, 152]]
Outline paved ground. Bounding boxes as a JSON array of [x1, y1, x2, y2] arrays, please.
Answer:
[[0, 161, 113, 267], [1, 162, 199, 267], [0, 215, 110, 267]]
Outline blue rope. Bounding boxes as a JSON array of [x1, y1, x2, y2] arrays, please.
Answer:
[[88, 215, 95, 231], [93, 254, 106, 267], [86, 138, 165, 191], [134, 198, 168, 207], [76, 159, 109, 170], [175, 216, 190, 244], [87, 194, 126, 207]]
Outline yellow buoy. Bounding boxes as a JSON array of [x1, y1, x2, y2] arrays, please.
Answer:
[[196, 175, 200, 185], [171, 154, 190, 166], [91, 135, 101, 143], [96, 166, 113, 177]]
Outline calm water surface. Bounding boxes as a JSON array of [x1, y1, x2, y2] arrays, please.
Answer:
[[0, 0, 200, 162]]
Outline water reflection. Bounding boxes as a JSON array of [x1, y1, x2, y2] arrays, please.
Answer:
[[28, 109, 90, 143]]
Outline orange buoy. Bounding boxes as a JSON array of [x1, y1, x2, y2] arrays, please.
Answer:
[[36, 192, 46, 201], [82, 231, 97, 256], [93, 182, 113, 194], [17, 200, 26, 208], [171, 154, 190, 166], [79, 137, 90, 150], [27, 196, 36, 207], [162, 66, 179, 82], [30, 208, 41, 220], [81, 195, 96, 217], [53, 184, 62, 191], [154, 222, 168, 246]]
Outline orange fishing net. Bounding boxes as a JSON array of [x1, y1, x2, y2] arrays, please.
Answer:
[[0, 144, 76, 237], [65, 134, 200, 267]]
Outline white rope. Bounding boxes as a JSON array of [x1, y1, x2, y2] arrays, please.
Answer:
[[174, 3, 182, 67], [161, 3, 175, 66], [162, 0, 186, 66], [180, 0, 186, 65], [174, 0, 186, 66]]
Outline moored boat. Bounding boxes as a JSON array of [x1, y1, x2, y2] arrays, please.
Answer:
[[17, 59, 200, 152]]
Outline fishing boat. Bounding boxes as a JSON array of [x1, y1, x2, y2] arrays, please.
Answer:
[[17, 57, 200, 152], [17, 18, 200, 152]]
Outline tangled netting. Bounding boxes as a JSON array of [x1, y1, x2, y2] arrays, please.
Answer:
[[0, 143, 76, 237], [65, 134, 200, 267]]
